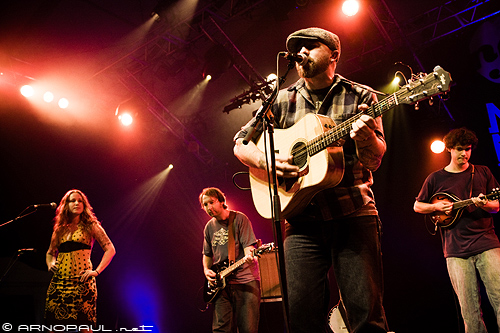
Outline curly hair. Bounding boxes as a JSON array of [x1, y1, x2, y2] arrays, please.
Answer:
[[443, 127, 478, 150], [53, 189, 98, 233], [199, 187, 228, 209]]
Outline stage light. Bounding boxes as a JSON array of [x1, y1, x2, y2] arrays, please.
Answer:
[[58, 98, 69, 109], [392, 70, 408, 86], [118, 112, 134, 126], [342, 0, 359, 17], [267, 73, 278, 89], [151, 13, 160, 22], [205, 74, 212, 81], [115, 98, 141, 126], [431, 140, 445, 154], [202, 44, 233, 81], [20, 85, 34, 97], [43, 91, 54, 103]]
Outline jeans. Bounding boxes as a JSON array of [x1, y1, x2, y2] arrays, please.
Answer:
[[284, 215, 388, 333], [212, 280, 261, 333], [447, 247, 500, 333]]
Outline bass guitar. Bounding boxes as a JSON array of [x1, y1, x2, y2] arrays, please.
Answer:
[[429, 188, 500, 228], [250, 66, 452, 219], [203, 242, 274, 304]]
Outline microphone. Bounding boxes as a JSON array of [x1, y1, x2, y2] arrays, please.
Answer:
[[33, 202, 57, 209], [18, 248, 36, 253], [279, 52, 307, 65]]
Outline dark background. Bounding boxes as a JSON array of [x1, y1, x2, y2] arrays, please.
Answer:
[[1, 0, 500, 332]]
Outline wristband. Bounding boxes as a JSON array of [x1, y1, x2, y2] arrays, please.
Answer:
[[95, 269, 100, 275]]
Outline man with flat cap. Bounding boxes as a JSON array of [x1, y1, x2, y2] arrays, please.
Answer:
[[234, 27, 389, 332]]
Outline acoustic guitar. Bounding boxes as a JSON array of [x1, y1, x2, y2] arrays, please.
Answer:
[[250, 66, 452, 219], [429, 188, 500, 228]]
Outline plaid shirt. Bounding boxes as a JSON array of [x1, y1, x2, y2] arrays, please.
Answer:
[[234, 74, 385, 221]]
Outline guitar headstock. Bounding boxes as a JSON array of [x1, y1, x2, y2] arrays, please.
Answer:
[[487, 188, 500, 201], [398, 66, 452, 105], [254, 242, 275, 257]]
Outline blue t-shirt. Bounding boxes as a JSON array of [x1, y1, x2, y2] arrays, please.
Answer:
[[416, 164, 500, 258]]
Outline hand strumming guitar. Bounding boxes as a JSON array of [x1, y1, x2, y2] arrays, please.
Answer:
[[204, 267, 217, 285]]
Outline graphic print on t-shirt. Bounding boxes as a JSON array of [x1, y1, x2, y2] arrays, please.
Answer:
[[211, 227, 228, 247]]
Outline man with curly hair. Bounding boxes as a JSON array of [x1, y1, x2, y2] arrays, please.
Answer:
[[414, 128, 500, 332]]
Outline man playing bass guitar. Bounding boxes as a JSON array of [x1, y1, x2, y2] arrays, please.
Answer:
[[201, 187, 261, 333], [414, 127, 500, 332]]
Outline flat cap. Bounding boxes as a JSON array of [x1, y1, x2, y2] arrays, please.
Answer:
[[286, 27, 341, 57]]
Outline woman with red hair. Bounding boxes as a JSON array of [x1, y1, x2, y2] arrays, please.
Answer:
[[44, 189, 116, 332]]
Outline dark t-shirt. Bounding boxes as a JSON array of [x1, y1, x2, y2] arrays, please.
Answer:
[[416, 164, 500, 258], [202, 211, 260, 284]]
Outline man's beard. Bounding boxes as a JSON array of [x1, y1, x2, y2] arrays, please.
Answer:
[[297, 55, 330, 78]]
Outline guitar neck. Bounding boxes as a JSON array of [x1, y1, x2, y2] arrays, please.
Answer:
[[219, 256, 248, 279], [453, 198, 474, 210], [218, 244, 273, 279], [308, 93, 399, 156], [307, 66, 452, 156], [453, 192, 496, 210]]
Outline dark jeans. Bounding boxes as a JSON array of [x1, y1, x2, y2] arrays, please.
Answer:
[[212, 280, 261, 333], [284, 215, 388, 333]]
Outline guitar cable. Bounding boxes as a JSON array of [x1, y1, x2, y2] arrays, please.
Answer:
[[232, 171, 251, 191], [196, 284, 210, 312]]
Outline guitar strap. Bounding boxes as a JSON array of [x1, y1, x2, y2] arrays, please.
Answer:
[[227, 211, 236, 265], [469, 164, 475, 199]]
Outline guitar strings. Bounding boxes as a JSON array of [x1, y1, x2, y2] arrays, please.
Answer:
[[290, 69, 445, 161]]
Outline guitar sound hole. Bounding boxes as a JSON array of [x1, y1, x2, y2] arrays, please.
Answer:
[[292, 141, 308, 168]]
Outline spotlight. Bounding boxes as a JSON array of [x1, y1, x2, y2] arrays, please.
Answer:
[[58, 98, 69, 109], [43, 91, 54, 103], [151, 0, 166, 20], [342, 0, 359, 17], [115, 99, 139, 126], [151, 13, 160, 22], [202, 44, 233, 81], [118, 113, 134, 126], [20, 85, 34, 97], [168, 164, 173, 169], [392, 70, 408, 86], [431, 140, 445, 154]]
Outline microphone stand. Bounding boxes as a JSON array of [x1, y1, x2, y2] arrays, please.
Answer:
[[0, 251, 29, 285], [242, 60, 295, 333], [0, 206, 38, 228]]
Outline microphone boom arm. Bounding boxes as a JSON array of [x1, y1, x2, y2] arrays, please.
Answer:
[[0, 204, 52, 228]]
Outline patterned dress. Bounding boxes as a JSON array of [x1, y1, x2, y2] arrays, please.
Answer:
[[44, 222, 111, 326]]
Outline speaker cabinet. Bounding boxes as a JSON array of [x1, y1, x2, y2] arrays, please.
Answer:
[[258, 250, 282, 299]]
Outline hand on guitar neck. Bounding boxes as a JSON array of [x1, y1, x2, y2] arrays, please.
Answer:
[[206, 253, 254, 287], [203, 243, 275, 303], [237, 66, 452, 219], [427, 189, 500, 228]]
